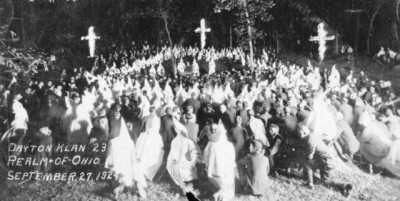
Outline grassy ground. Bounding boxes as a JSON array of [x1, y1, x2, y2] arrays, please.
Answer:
[[1, 161, 400, 201], [1, 53, 400, 201]]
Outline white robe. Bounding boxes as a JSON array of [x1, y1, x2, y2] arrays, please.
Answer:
[[209, 59, 216, 75], [306, 96, 337, 141], [139, 95, 151, 119], [1, 100, 29, 142], [177, 60, 185, 74], [203, 122, 236, 201], [11, 100, 29, 130], [167, 119, 200, 186], [61, 96, 93, 145], [212, 85, 224, 104], [134, 122, 164, 182], [192, 60, 200, 75], [105, 117, 136, 186]]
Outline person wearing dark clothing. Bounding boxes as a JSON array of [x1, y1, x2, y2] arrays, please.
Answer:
[[159, 107, 176, 152], [256, 106, 272, 127], [229, 116, 249, 160], [298, 125, 353, 197], [120, 96, 134, 122], [282, 107, 298, 138], [237, 140, 270, 197], [267, 124, 283, 171], [296, 101, 310, 123], [219, 104, 235, 130], [183, 116, 200, 143], [197, 102, 217, 128], [237, 101, 250, 127], [182, 92, 201, 115]]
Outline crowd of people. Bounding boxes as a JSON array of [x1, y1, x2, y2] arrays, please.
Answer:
[[1, 42, 400, 200]]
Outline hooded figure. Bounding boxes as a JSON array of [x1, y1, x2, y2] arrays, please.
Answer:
[[104, 111, 137, 198], [209, 58, 216, 75], [134, 107, 164, 182], [167, 117, 201, 194], [203, 120, 236, 201]]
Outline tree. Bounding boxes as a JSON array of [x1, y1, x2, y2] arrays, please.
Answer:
[[363, 0, 387, 55], [123, 0, 183, 77], [215, 0, 275, 68], [157, 0, 177, 77]]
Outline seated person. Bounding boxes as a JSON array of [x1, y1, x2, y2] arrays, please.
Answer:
[[237, 140, 270, 197]]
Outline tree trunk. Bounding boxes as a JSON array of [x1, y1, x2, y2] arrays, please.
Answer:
[[230, 25, 232, 48], [162, 14, 176, 77], [393, 22, 399, 50], [244, 1, 253, 68], [354, 13, 360, 54], [367, 4, 383, 55], [397, 0, 400, 22], [275, 30, 280, 54]]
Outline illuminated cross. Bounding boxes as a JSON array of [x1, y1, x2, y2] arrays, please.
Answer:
[[310, 23, 335, 62], [195, 18, 211, 49], [81, 26, 100, 58]]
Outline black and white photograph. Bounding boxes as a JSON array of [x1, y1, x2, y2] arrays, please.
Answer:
[[0, 0, 400, 200]]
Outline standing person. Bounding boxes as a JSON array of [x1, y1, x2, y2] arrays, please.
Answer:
[[229, 116, 249, 160], [237, 140, 270, 197], [1, 91, 29, 154], [297, 124, 353, 197], [183, 115, 200, 143], [134, 106, 164, 191], [182, 92, 201, 115], [33, 127, 53, 174], [246, 110, 269, 148], [104, 110, 138, 199], [159, 107, 176, 152], [219, 104, 235, 130], [237, 101, 250, 127], [10, 91, 29, 134], [267, 124, 283, 172], [198, 102, 217, 128], [203, 121, 236, 201]]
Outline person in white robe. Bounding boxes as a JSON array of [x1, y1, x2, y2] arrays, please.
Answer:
[[167, 115, 201, 195], [174, 83, 188, 107], [306, 91, 337, 141], [157, 63, 166, 77], [203, 120, 236, 201], [1, 92, 29, 147], [192, 59, 200, 75], [209, 58, 216, 75], [328, 65, 340, 91], [149, 65, 157, 78], [212, 84, 224, 105], [138, 92, 151, 120], [177, 58, 185, 75], [104, 110, 137, 198], [60, 92, 94, 145], [134, 107, 165, 191]]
